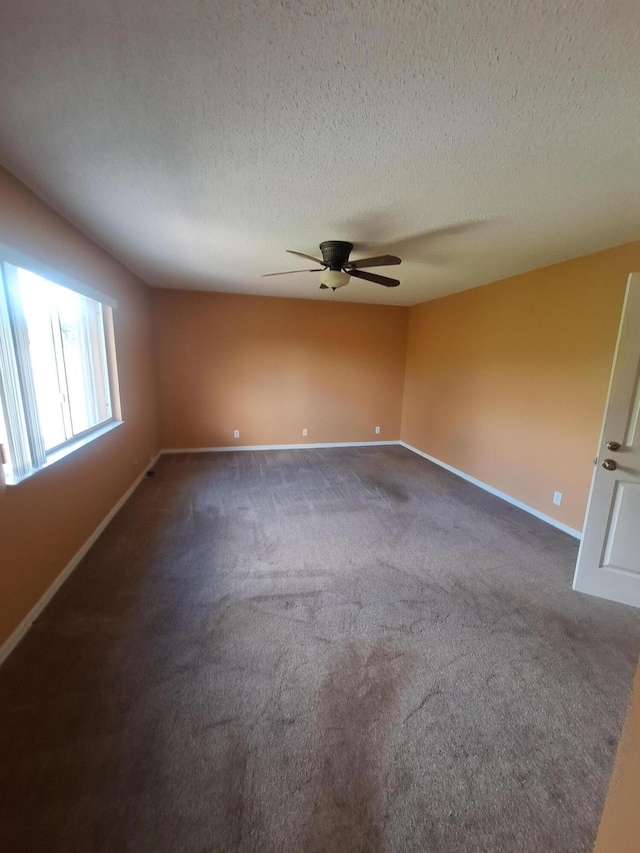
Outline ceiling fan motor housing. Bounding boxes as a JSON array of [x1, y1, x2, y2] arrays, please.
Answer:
[[319, 241, 353, 270]]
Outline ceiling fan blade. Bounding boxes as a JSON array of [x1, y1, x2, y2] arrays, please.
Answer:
[[346, 254, 401, 269], [349, 269, 400, 287], [262, 268, 322, 277], [286, 250, 325, 265]]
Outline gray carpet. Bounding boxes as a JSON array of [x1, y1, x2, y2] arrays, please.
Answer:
[[0, 446, 638, 852]]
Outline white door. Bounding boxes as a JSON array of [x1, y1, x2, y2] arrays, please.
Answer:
[[573, 272, 640, 606]]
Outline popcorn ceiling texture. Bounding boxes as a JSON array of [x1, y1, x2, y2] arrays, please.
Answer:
[[1, 0, 639, 305]]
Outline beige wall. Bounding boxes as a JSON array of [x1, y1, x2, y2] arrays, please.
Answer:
[[595, 658, 640, 852], [0, 168, 159, 647], [401, 241, 640, 532], [153, 289, 409, 449]]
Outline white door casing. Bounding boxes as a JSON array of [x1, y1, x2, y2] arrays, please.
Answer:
[[573, 272, 640, 607]]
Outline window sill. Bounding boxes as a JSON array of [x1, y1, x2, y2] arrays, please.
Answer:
[[4, 419, 123, 486]]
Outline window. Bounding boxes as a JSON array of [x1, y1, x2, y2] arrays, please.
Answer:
[[0, 247, 120, 484]]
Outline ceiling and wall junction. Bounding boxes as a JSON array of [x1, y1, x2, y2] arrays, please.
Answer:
[[1, 0, 639, 305]]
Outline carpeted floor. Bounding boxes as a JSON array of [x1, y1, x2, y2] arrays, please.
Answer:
[[1, 446, 638, 852]]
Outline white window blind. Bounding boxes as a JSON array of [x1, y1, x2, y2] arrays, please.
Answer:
[[0, 253, 119, 484]]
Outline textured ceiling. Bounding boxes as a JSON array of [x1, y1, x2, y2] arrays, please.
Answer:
[[1, 1, 639, 306]]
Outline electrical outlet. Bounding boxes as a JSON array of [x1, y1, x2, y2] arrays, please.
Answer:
[[302, 428, 308, 436], [375, 426, 381, 435], [233, 429, 240, 439], [553, 491, 562, 506]]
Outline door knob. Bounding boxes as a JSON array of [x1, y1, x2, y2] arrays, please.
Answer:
[[602, 459, 618, 471], [606, 441, 621, 451]]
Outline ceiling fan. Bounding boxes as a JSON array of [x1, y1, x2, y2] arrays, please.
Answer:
[[263, 241, 401, 290]]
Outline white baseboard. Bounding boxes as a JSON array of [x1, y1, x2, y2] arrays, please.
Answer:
[[161, 440, 401, 453], [0, 453, 161, 667], [400, 441, 583, 540]]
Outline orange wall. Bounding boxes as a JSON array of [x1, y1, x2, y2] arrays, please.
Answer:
[[595, 658, 640, 852], [401, 242, 640, 532], [1, 163, 638, 656], [1, 169, 639, 845], [153, 289, 408, 449], [0, 168, 159, 647]]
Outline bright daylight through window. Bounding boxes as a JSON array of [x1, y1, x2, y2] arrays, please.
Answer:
[[0, 255, 119, 484]]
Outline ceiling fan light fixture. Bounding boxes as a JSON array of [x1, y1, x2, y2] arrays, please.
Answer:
[[319, 269, 350, 290], [265, 241, 401, 288]]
